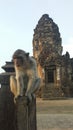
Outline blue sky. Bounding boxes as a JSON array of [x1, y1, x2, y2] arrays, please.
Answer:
[[0, 0, 73, 72]]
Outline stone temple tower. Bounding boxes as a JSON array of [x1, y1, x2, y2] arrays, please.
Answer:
[[33, 14, 73, 99]]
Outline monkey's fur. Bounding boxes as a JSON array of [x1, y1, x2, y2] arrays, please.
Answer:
[[10, 49, 40, 101]]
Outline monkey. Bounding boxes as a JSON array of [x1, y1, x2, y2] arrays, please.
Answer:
[[10, 49, 40, 101]]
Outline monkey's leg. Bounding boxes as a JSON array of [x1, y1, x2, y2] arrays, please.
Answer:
[[25, 78, 41, 101], [10, 76, 17, 97]]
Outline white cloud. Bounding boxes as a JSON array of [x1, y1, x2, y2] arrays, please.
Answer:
[[62, 37, 73, 58]]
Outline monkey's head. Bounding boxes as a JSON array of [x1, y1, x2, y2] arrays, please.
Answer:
[[12, 49, 29, 67]]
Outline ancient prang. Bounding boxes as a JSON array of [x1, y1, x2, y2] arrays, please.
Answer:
[[33, 14, 73, 99]]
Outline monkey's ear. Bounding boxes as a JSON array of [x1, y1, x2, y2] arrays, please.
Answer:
[[26, 53, 29, 57]]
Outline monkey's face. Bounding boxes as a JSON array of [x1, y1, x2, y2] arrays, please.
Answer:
[[13, 58, 24, 67], [12, 49, 30, 68]]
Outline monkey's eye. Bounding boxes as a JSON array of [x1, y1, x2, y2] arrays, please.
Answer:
[[13, 57, 24, 64], [16, 56, 23, 59]]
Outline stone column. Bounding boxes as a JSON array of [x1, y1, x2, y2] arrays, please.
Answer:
[[56, 66, 61, 87], [0, 73, 16, 130], [28, 97, 37, 130], [16, 96, 37, 130], [0, 61, 16, 130]]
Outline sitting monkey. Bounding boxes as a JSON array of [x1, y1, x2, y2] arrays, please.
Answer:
[[10, 49, 40, 101]]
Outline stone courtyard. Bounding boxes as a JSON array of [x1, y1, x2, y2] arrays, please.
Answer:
[[36, 98, 73, 130]]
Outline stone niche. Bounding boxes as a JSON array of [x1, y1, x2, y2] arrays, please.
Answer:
[[33, 14, 73, 99]]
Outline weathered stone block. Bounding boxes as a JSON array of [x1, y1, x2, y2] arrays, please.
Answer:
[[16, 96, 37, 130]]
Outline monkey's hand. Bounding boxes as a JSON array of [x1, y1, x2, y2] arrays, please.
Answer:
[[25, 92, 32, 102]]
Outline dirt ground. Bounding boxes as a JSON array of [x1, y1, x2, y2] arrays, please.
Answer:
[[36, 98, 73, 130]]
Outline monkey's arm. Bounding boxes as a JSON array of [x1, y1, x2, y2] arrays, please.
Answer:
[[25, 69, 35, 95], [25, 68, 40, 94]]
